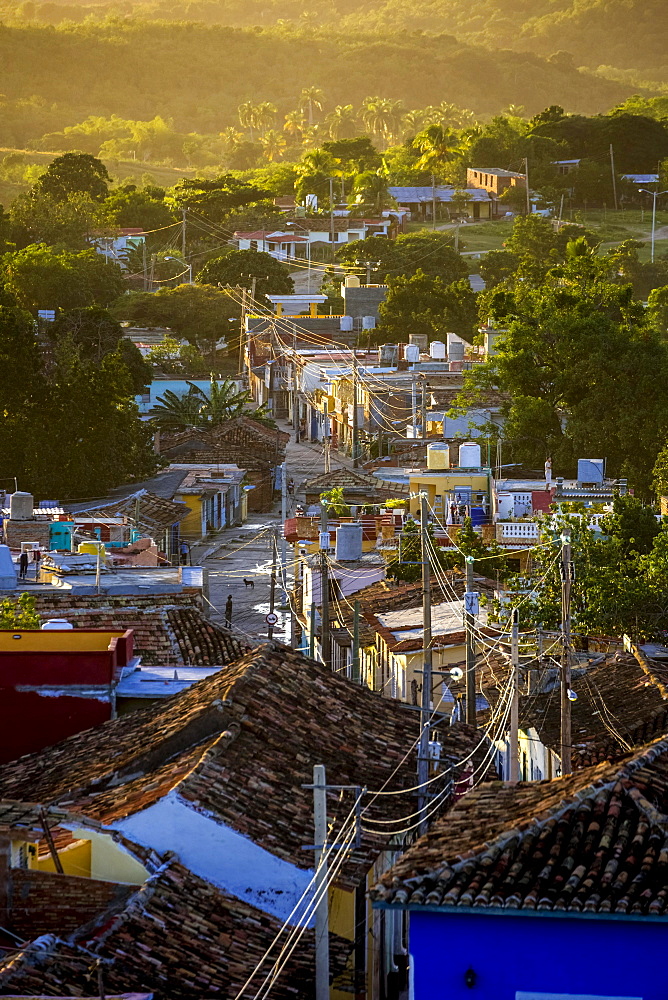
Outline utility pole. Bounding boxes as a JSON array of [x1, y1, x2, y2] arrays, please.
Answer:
[[329, 178, 335, 262], [323, 399, 331, 474], [420, 377, 427, 441], [610, 144, 619, 211], [312, 764, 330, 1000], [181, 208, 187, 260], [431, 173, 437, 230], [560, 533, 573, 776], [417, 492, 433, 836], [524, 157, 531, 216], [352, 599, 360, 683], [142, 240, 148, 291], [148, 253, 155, 292], [280, 462, 288, 607], [238, 286, 247, 376], [268, 530, 277, 640], [320, 502, 331, 668], [411, 378, 417, 438], [351, 354, 359, 468], [465, 556, 477, 726], [509, 608, 520, 782]]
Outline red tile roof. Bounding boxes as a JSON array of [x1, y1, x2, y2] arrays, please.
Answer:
[[372, 735, 668, 915]]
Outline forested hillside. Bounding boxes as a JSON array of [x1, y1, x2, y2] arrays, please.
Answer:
[[5, 0, 667, 89], [0, 21, 642, 152]]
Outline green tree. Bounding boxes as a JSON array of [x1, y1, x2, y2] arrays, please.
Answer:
[[0, 593, 41, 629], [648, 285, 668, 337], [102, 184, 175, 230], [320, 486, 351, 516], [457, 252, 668, 495], [113, 282, 239, 356], [196, 249, 294, 300], [167, 174, 271, 225], [336, 230, 467, 283], [35, 152, 110, 202], [146, 336, 210, 375], [414, 123, 460, 177], [349, 170, 395, 215], [0, 306, 45, 485], [298, 87, 324, 127], [2, 244, 124, 313], [9, 191, 98, 250], [49, 306, 150, 392], [379, 270, 478, 343]]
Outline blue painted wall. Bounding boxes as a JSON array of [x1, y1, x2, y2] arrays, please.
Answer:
[[409, 909, 667, 999], [135, 379, 214, 415]]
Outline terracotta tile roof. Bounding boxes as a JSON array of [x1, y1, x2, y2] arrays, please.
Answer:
[[67, 490, 191, 531], [0, 858, 353, 1000], [519, 651, 668, 769], [302, 467, 408, 500], [0, 643, 485, 887], [372, 735, 668, 915], [30, 594, 247, 667]]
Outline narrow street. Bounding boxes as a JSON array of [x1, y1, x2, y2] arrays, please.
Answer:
[[203, 419, 355, 644]]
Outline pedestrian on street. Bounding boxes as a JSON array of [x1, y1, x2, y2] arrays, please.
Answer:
[[18, 551, 29, 580], [225, 594, 233, 629]]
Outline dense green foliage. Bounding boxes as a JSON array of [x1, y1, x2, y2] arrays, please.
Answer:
[[148, 377, 260, 430], [0, 305, 158, 498], [512, 499, 668, 640], [0, 593, 41, 629]]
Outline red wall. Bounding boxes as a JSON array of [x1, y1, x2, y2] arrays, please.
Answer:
[[0, 688, 111, 763], [0, 651, 114, 685]]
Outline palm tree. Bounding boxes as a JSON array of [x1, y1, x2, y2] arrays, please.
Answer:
[[148, 378, 253, 432], [220, 126, 243, 150], [414, 124, 461, 175], [259, 129, 287, 161], [350, 170, 396, 215], [298, 86, 325, 126], [238, 101, 258, 140], [300, 125, 320, 149], [254, 101, 277, 131], [324, 104, 357, 139], [283, 109, 306, 141], [400, 109, 429, 139], [359, 97, 403, 149]]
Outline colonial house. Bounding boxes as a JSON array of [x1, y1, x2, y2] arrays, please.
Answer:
[[371, 736, 668, 1000], [234, 216, 394, 263], [0, 642, 486, 1000]]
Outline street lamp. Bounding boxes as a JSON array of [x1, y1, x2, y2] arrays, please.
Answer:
[[639, 189, 668, 263], [165, 255, 193, 284]]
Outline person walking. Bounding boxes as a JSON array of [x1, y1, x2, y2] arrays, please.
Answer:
[[18, 551, 29, 580], [225, 594, 233, 629], [33, 548, 41, 581]]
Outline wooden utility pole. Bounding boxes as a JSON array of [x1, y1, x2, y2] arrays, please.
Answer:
[[524, 157, 531, 215], [320, 502, 331, 668], [312, 764, 330, 1000], [181, 208, 187, 260], [417, 492, 433, 836], [352, 600, 360, 683], [465, 556, 477, 726], [323, 399, 331, 474], [268, 530, 277, 640], [560, 533, 573, 776], [420, 377, 427, 441], [238, 286, 247, 376], [509, 608, 520, 782], [351, 354, 359, 468], [610, 145, 619, 211]]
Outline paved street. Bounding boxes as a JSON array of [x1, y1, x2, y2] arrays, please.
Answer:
[[202, 419, 355, 644]]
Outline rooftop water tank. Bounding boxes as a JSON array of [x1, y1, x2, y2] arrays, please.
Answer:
[[496, 491, 514, 519], [448, 340, 465, 362], [340, 315, 353, 331], [430, 340, 447, 359], [362, 315, 376, 329], [404, 343, 420, 363], [9, 491, 33, 520], [335, 522, 363, 561], [378, 343, 398, 366], [409, 333, 428, 351], [577, 458, 605, 485], [427, 443, 450, 470], [41, 619, 74, 631], [344, 275, 360, 288], [459, 441, 482, 468]]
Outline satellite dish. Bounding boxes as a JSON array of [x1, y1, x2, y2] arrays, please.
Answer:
[[450, 667, 464, 681], [567, 688, 578, 702]]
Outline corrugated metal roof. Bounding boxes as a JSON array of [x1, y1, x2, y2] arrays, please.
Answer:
[[388, 186, 492, 203]]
